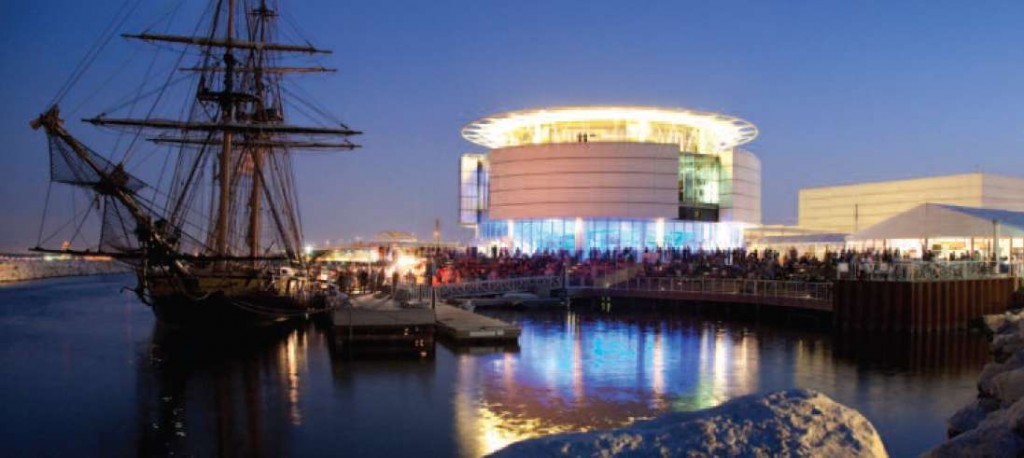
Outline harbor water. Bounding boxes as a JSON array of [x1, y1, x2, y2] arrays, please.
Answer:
[[0, 274, 987, 457]]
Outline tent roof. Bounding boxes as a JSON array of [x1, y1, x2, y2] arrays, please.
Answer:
[[848, 204, 1024, 240], [755, 233, 849, 244]]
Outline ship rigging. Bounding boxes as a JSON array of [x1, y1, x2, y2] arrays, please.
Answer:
[[31, 0, 360, 326]]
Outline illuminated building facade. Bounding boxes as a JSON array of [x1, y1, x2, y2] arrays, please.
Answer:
[[799, 173, 1024, 234], [459, 106, 761, 252]]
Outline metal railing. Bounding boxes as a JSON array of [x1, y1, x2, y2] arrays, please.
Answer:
[[566, 276, 833, 304], [837, 261, 1024, 282], [389, 275, 566, 302], [433, 275, 563, 299]]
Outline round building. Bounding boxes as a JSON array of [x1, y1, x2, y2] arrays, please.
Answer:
[[458, 106, 761, 252]]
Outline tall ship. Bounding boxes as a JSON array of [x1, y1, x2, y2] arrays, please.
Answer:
[[30, 0, 359, 327]]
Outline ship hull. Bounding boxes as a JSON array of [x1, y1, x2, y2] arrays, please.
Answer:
[[145, 273, 334, 329], [150, 293, 306, 328]]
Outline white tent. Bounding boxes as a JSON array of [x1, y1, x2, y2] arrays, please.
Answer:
[[848, 203, 1024, 241]]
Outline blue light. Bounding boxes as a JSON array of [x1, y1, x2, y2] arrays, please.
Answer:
[[477, 218, 744, 253]]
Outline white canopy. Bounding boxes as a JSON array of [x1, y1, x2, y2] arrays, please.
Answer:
[[848, 204, 1024, 241]]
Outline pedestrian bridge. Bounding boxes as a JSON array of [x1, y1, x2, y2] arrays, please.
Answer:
[[423, 264, 1021, 330], [429, 275, 834, 312], [567, 277, 834, 312], [433, 276, 563, 299]]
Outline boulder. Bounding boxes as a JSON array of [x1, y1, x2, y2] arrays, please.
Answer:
[[979, 342, 1024, 396], [937, 308, 1024, 455], [488, 389, 887, 458], [1009, 398, 1024, 436], [925, 404, 1024, 457], [948, 399, 998, 437], [982, 313, 1007, 335], [991, 368, 1024, 408], [992, 330, 1024, 362]]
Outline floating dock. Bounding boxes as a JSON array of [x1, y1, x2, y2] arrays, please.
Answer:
[[331, 296, 520, 357], [332, 305, 435, 358], [435, 305, 521, 343]]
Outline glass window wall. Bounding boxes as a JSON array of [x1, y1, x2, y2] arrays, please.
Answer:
[[477, 218, 746, 253], [459, 154, 488, 226], [500, 120, 714, 153]]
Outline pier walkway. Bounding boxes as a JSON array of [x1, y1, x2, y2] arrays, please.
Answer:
[[376, 259, 1022, 335], [568, 277, 834, 312], [425, 275, 835, 312]]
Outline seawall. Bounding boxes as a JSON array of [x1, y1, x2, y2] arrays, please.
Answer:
[[0, 257, 130, 283]]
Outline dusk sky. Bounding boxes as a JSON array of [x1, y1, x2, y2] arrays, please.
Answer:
[[2, 0, 1023, 251]]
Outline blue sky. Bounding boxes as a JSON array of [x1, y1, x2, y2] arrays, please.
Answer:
[[2, 0, 1023, 251]]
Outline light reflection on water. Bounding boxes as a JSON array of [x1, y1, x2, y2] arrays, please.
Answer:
[[282, 330, 304, 426], [0, 275, 990, 457], [454, 312, 772, 456]]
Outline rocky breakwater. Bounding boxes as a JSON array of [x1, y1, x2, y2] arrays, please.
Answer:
[[925, 309, 1024, 456], [488, 389, 888, 457], [0, 256, 129, 282]]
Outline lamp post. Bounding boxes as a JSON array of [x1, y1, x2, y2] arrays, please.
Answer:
[[993, 219, 1001, 272]]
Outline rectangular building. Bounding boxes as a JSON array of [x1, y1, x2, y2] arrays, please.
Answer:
[[798, 173, 1024, 233]]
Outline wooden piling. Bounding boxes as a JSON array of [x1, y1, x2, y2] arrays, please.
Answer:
[[834, 278, 1017, 332]]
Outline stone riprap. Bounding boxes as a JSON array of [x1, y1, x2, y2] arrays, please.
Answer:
[[924, 309, 1024, 456], [0, 257, 129, 283], [488, 389, 888, 457]]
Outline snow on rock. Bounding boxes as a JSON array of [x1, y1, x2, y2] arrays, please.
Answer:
[[927, 308, 1024, 457], [487, 389, 887, 458]]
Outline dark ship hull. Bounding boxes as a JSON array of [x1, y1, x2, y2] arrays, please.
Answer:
[[151, 293, 305, 328], [146, 273, 336, 329]]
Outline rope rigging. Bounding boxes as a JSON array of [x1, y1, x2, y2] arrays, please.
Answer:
[[49, 0, 144, 107], [32, 0, 360, 324]]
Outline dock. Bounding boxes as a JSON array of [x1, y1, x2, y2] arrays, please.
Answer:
[[435, 305, 521, 343], [332, 296, 436, 357], [331, 295, 520, 357]]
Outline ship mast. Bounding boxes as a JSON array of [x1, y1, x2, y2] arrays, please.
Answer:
[[70, 0, 361, 263], [248, 0, 270, 261], [216, 0, 236, 258]]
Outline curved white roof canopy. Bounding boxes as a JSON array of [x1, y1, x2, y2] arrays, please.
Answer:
[[462, 105, 758, 152], [849, 204, 1024, 240]]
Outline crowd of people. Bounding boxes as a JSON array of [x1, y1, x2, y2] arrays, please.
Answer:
[[316, 246, 1001, 293], [415, 247, 940, 285]]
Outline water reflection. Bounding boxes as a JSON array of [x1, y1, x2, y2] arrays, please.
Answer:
[[136, 324, 306, 457], [0, 276, 993, 457], [833, 330, 990, 373], [448, 309, 988, 457], [452, 312, 771, 455], [282, 331, 304, 426]]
